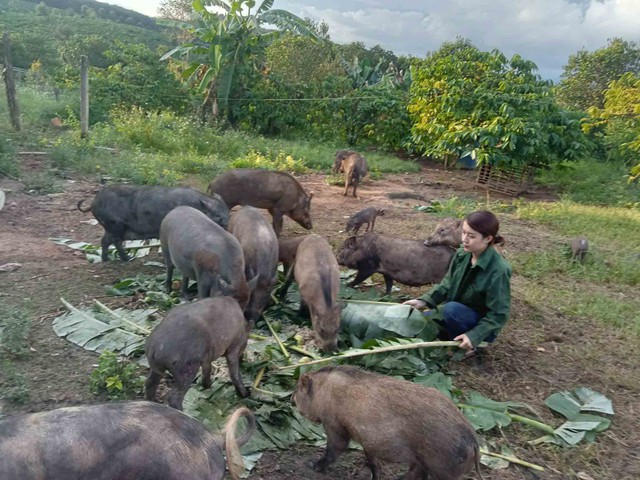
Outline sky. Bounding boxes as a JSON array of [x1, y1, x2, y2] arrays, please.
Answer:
[[105, 0, 640, 80]]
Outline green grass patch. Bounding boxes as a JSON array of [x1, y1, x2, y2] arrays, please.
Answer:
[[535, 158, 640, 207], [0, 302, 31, 359], [515, 200, 640, 251], [512, 246, 640, 287], [517, 278, 640, 333]]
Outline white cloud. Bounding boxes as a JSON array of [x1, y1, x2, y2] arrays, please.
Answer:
[[113, 0, 640, 80]]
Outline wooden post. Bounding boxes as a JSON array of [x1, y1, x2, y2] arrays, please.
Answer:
[[2, 32, 22, 131], [80, 55, 89, 137]]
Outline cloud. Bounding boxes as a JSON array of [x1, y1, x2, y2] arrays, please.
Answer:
[[278, 0, 640, 80]]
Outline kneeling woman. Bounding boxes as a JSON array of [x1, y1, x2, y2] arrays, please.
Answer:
[[404, 210, 512, 351]]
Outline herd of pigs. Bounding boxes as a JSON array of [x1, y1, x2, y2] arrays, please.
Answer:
[[2, 151, 507, 479]]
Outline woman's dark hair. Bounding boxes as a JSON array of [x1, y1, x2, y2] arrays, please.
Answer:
[[465, 210, 505, 245]]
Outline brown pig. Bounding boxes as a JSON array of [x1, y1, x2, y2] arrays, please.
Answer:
[[571, 236, 589, 262], [294, 235, 341, 352], [337, 232, 454, 295], [293, 366, 483, 480], [160, 206, 257, 305], [207, 169, 313, 237], [146, 296, 251, 410], [277, 234, 311, 274], [424, 217, 463, 248], [332, 150, 368, 197], [229, 206, 279, 323], [0, 401, 255, 480], [346, 207, 385, 234]]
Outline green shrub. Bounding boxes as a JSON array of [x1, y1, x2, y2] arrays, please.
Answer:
[[90, 351, 144, 399], [0, 361, 30, 405], [0, 303, 31, 359], [230, 149, 310, 174], [22, 171, 64, 194], [0, 136, 18, 177]]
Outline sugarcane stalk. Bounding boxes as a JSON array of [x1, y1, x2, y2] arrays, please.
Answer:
[[93, 299, 151, 335], [480, 449, 545, 471], [263, 316, 290, 359], [277, 340, 481, 370]]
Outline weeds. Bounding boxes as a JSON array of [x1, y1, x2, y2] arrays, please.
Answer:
[[90, 351, 144, 399], [0, 360, 30, 405], [22, 171, 64, 195], [0, 303, 31, 359]]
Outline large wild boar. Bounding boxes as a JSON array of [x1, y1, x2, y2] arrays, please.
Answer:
[[571, 236, 589, 262], [294, 235, 341, 352], [293, 366, 482, 480], [424, 217, 463, 248], [332, 150, 368, 197], [0, 401, 255, 480], [77, 185, 229, 262], [160, 206, 257, 304], [228, 206, 279, 323], [146, 296, 250, 410], [346, 207, 385, 234], [337, 232, 454, 296], [207, 169, 313, 237]]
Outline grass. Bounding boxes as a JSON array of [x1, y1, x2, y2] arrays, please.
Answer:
[[0, 303, 32, 406], [535, 158, 640, 207], [0, 302, 31, 359]]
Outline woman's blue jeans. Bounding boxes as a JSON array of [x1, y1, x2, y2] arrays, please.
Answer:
[[426, 302, 495, 342]]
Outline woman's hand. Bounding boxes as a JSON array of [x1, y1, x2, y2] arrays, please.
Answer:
[[454, 334, 474, 350], [403, 299, 427, 309]]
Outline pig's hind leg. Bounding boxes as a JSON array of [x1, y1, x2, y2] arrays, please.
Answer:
[[396, 463, 428, 480], [364, 450, 382, 480], [167, 360, 200, 410], [144, 369, 162, 402], [225, 339, 249, 398]]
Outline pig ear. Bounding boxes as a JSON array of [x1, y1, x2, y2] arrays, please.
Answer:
[[300, 375, 313, 393]]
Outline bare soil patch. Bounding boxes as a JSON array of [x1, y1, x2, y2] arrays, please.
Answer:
[[1, 158, 637, 480]]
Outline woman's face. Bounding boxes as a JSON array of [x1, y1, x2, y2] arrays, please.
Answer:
[[461, 221, 492, 255]]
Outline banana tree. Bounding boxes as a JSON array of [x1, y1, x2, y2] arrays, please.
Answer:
[[160, 0, 318, 121]]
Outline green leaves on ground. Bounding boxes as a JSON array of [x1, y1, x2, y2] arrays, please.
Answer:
[[50, 238, 161, 263], [53, 298, 158, 356]]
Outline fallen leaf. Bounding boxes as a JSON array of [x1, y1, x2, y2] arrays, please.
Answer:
[[0, 262, 22, 272]]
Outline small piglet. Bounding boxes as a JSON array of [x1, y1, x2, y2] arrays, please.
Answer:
[[146, 296, 250, 410], [571, 236, 589, 262], [293, 366, 483, 480], [346, 207, 385, 234]]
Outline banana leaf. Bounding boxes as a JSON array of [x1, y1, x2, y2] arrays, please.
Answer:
[[545, 388, 613, 418], [340, 301, 440, 347], [52, 299, 158, 356]]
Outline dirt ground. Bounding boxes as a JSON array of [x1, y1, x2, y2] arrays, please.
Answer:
[[1, 157, 639, 480]]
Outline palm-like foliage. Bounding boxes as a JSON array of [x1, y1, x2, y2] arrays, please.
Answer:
[[160, 0, 318, 119]]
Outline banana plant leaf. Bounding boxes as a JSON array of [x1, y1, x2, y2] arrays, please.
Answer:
[[52, 299, 158, 356], [459, 391, 527, 432], [50, 237, 162, 263], [545, 388, 613, 418], [340, 301, 440, 347]]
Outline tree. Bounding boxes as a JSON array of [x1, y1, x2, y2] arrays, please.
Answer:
[[158, 0, 194, 21], [161, 0, 318, 121], [556, 38, 640, 111], [408, 39, 589, 168], [584, 72, 640, 179]]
